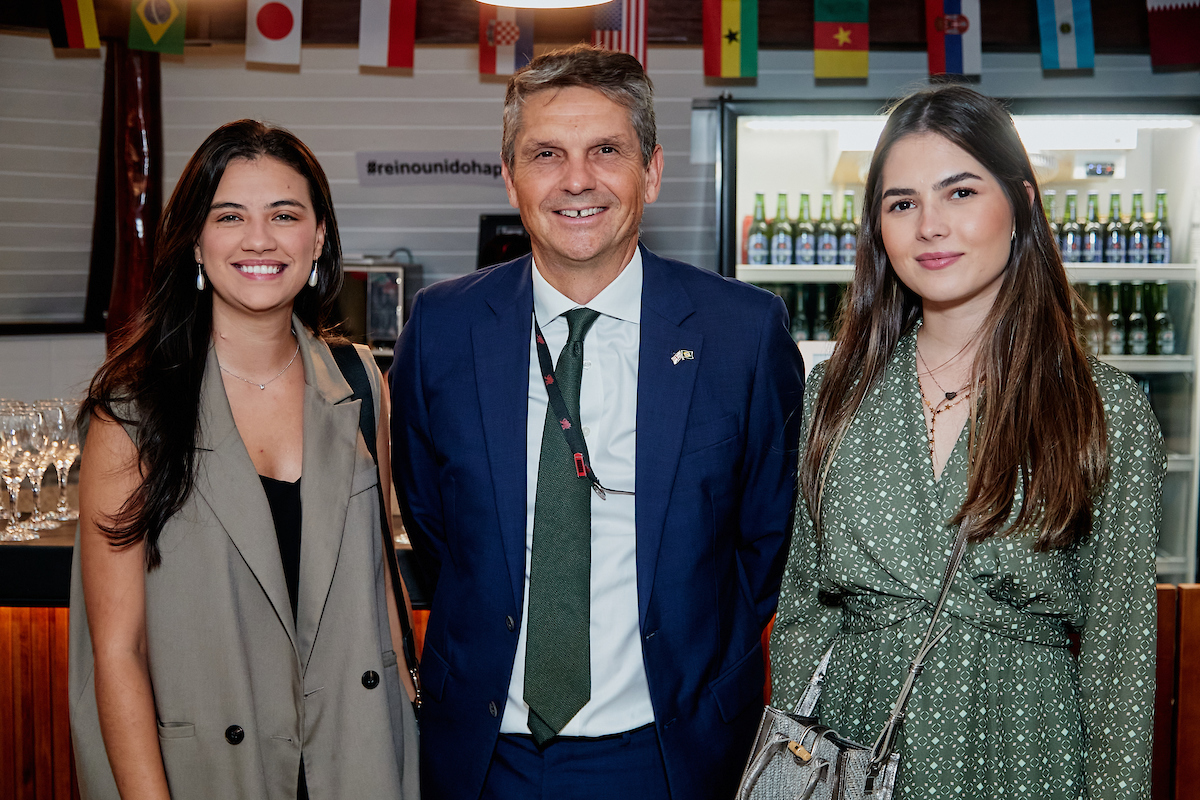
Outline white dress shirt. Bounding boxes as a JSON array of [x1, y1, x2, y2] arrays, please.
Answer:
[[500, 249, 655, 736]]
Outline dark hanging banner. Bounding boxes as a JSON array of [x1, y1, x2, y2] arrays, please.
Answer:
[[106, 40, 163, 347]]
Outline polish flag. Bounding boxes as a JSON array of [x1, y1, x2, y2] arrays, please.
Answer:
[[246, 0, 302, 66], [359, 0, 416, 69]]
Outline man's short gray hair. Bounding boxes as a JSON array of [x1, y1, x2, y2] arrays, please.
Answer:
[[502, 45, 657, 171]]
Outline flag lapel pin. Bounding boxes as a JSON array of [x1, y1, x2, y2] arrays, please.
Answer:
[[671, 349, 695, 365]]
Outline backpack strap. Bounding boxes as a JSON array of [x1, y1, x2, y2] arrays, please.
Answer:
[[330, 343, 421, 709]]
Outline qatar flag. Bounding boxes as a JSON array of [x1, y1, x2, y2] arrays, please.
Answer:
[[247, 0, 302, 65]]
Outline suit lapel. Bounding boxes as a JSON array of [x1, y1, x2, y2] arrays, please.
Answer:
[[195, 345, 299, 657], [473, 258, 535, 610], [635, 248, 701, 620], [294, 325, 360, 670]]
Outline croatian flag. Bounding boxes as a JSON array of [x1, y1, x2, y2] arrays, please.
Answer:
[[1036, 0, 1094, 70], [246, 0, 302, 65], [925, 0, 981, 78], [479, 5, 533, 76], [359, 0, 416, 69], [592, 0, 647, 68]]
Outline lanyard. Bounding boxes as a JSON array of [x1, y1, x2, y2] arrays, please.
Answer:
[[533, 316, 634, 500]]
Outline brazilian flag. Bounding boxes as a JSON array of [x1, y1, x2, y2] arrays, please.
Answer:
[[129, 0, 186, 54]]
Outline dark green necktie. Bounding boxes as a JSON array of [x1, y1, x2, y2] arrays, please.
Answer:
[[524, 307, 601, 745]]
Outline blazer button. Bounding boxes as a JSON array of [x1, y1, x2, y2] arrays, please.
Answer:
[[225, 725, 244, 745], [362, 670, 380, 689], [488, 701, 498, 717], [505, 615, 515, 632]]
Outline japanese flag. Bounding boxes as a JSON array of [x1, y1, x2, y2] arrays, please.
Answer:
[[247, 0, 302, 65]]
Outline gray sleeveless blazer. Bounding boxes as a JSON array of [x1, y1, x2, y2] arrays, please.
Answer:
[[68, 323, 419, 800]]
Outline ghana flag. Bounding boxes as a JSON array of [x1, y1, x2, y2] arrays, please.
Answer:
[[703, 0, 758, 78], [129, 0, 186, 55], [814, 0, 868, 79]]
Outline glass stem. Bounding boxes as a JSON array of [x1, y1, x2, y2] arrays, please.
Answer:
[[56, 464, 70, 516]]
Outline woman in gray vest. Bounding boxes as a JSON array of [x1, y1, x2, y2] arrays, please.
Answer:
[[69, 120, 419, 800]]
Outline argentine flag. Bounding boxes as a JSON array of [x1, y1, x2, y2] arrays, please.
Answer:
[[1037, 0, 1095, 70]]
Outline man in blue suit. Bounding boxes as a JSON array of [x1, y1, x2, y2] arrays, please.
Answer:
[[390, 45, 804, 800]]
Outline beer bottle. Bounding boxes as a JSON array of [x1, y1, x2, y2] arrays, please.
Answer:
[[747, 193, 769, 265], [1154, 280, 1176, 355], [1060, 190, 1082, 263], [838, 191, 858, 267], [1106, 281, 1126, 355], [769, 193, 795, 265], [1103, 193, 1127, 263], [1128, 281, 1149, 356], [816, 192, 838, 266], [1081, 191, 1103, 263], [790, 285, 810, 342], [1151, 190, 1172, 264], [1084, 281, 1104, 356], [812, 285, 832, 341], [1127, 191, 1148, 264], [794, 194, 816, 265], [1044, 190, 1060, 243]]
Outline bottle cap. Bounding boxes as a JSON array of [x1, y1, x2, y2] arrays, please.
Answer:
[[1066, 189, 1078, 195]]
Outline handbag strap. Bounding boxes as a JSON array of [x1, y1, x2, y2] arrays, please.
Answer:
[[329, 344, 422, 693], [866, 516, 977, 772]]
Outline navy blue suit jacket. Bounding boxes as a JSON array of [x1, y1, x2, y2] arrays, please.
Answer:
[[390, 246, 805, 800]]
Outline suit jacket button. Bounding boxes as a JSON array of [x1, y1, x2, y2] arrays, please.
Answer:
[[488, 701, 498, 717], [362, 670, 380, 689], [225, 725, 244, 745], [505, 615, 515, 632]]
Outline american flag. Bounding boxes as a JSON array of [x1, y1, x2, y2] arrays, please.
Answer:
[[591, 0, 646, 67]]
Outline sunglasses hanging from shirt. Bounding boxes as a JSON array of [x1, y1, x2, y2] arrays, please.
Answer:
[[534, 316, 635, 500]]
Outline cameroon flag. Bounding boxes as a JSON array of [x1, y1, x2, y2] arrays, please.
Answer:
[[814, 0, 868, 79], [129, 0, 186, 55], [703, 0, 758, 78]]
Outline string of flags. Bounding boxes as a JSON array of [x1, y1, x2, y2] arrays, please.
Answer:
[[39, 0, 1198, 78]]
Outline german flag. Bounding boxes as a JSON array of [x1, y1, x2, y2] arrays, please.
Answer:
[[44, 0, 100, 49], [814, 0, 868, 79], [703, 0, 758, 78]]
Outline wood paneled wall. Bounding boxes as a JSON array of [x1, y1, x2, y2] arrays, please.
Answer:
[[0, 606, 79, 800]]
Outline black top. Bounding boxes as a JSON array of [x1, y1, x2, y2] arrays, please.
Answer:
[[259, 474, 302, 621]]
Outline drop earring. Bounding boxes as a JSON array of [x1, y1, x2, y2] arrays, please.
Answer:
[[308, 261, 319, 287], [196, 263, 206, 291]]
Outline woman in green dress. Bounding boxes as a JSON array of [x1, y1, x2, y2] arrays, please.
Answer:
[[770, 85, 1163, 799]]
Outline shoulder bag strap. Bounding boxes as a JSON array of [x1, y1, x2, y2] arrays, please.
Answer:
[[329, 344, 422, 709], [867, 516, 977, 772]]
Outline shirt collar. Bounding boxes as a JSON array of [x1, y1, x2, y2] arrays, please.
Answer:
[[532, 248, 643, 327]]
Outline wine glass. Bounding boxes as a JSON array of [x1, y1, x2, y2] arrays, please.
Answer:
[[1, 408, 39, 541], [24, 402, 63, 531], [51, 400, 81, 522]]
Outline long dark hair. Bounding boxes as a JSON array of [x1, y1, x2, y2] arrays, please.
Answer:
[[81, 120, 344, 568], [803, 86, 1107, 551]]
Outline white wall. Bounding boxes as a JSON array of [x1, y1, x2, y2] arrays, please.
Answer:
[[0, 32, 104, 324]]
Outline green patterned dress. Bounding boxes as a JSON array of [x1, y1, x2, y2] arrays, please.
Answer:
[[770, 330, 1164, 800]]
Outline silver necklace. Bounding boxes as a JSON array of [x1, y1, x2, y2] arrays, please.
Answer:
[[219, 341, 300, 390]]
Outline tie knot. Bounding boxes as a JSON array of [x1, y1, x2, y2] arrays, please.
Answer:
[[563, 308, 601, 345]]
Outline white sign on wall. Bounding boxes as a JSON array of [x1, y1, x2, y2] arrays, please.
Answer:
[[356, 151, 506, 187]]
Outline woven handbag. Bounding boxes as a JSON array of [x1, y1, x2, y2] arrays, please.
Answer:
[[735, 519, 975, 800]]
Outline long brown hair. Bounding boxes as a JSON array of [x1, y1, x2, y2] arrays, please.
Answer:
[[802, 86, 1107, 551], [81, 120, 344, 568]]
